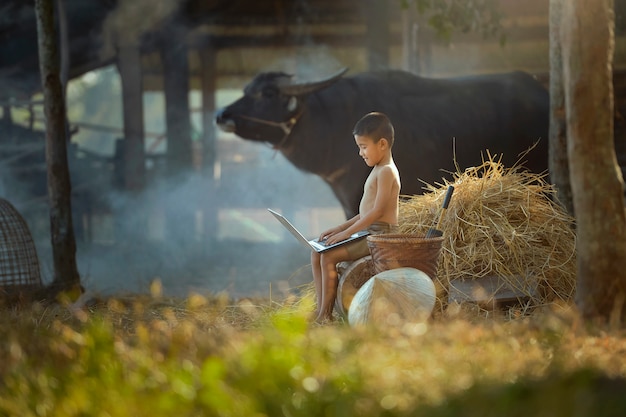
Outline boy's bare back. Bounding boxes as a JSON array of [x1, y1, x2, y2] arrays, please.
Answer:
[[359, 160, 401, 225]]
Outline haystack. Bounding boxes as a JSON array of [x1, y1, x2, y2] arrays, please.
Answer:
[[398, 158, 577, 308]]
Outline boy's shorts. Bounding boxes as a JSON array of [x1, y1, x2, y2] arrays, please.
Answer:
[[344, 222, 398, 261]]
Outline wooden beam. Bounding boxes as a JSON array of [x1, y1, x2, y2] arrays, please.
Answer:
[[188, 25, 549, 50]]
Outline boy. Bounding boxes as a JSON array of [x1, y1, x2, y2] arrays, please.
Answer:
[[311, 112, 401, 322]]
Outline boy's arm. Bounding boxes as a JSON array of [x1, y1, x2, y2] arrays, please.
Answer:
[[319, 214, 360, 241]]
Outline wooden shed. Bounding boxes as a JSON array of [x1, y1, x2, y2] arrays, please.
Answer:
[[1, 0, 625, 294]]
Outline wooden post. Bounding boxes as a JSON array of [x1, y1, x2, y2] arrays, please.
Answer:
[[117, 41, 146, 192], [401, 8, 433, 76], [365, 0, 390, 71], [1, 105, 13, 142], [161, 28, 192, 177], [549, 0, 574, 215], [115, 41, 147, 242], [160, 25, 195, 243], [1, 105, 12, 125], [401, 6, 418, 73], [199, 45, 218, 247]]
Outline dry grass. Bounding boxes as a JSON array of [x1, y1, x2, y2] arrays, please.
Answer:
[[0, 251, 625, 415], [2, 290, 626, 417], [398, 157, 577, 310]]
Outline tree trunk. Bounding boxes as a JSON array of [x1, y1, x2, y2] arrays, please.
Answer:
[[549, 0, 574, 215], [561, 0, 626, 324], [34, 0, 81, 293]]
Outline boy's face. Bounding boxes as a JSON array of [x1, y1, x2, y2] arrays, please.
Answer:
[[355, 134, 387, 167]]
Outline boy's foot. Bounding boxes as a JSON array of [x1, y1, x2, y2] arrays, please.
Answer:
[[308, 308, 321, 322], [314, 314, 334, 325]]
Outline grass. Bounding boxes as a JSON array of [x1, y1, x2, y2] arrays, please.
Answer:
[[1, 286, 626, 417]]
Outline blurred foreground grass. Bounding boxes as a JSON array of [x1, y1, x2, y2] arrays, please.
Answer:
[[1, 286, 626, 417]]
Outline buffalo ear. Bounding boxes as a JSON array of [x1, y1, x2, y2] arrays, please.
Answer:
[[287, 96, 298, 112], [278, 67, 348, 96]]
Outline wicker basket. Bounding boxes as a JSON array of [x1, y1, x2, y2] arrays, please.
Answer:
[[367, 233, 446, 311], [0, 198, 42, 298], [367, 233, 444, 278]]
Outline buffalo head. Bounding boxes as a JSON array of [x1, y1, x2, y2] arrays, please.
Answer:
[[215, 68, 348, 147]]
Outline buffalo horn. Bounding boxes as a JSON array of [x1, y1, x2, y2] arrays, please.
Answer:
[[278, 67, 348, 96]]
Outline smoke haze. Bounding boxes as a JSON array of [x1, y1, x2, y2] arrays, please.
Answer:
[[9, 65, 344, 299]]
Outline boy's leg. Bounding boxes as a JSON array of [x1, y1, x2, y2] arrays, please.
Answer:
[[310, 251, 323, 316], [317, 246, 350, 322]]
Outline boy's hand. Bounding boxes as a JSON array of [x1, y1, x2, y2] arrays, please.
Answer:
[[325, 230, 351, 245], [319, 226, 343, 242]]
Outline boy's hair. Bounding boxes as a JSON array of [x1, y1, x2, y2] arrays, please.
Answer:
[[352, 112, 395, 147]]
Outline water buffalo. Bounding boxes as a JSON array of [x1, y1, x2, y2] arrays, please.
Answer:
[[215, 68, 549, 218]]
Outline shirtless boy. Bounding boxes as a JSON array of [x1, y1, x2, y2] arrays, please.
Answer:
[[311, 112, 401, 323]]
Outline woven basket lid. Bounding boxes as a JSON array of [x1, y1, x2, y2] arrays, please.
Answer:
[[348, 267, 435, 327], [0, 198, 42, 290]]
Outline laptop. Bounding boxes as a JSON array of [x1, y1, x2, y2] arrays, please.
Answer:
[[268, 208, 370, 253]]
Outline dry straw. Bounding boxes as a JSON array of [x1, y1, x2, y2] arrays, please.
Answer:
[[398, 156, 577, 309]]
